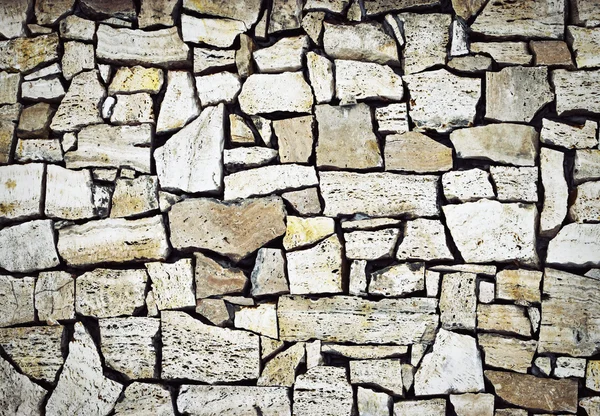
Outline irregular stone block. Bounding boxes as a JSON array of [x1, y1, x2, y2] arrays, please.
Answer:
[[45, 165, 96, 221], [146, 258, 196, 310], [273, 115, 313, 164], [470, 42, 531, 65], [194, 48, 235, 74], [0, 0, 30, 38], [385, 132, 452, 173], [156, 70, 200, 134], [478, 333, 537, 374], [323, 22, 399, 65], [251, 248, 289, 297], [530, 40, 574, 67], [0, 34, 59, 73], [235, 303, 279, 339], [294, 366, 353, 416], [363, 0, 440, 15], [195, 72, 241, 106], [394, 398, 446, 416], [567, 26, 600, 68], [307, 51, 334, 104], [496, 269, 542, 305], [375, 103, 409, 134], [0, 275, 35, 327], [440, 272, 477, 331], [335, 59, 403, 104], [553, 69, 600, 115], [547, 223, 600, 267], [113, 382, 174, 416], [254, 35, 309, 73], [570, 181, 600, 223], [396, 219, 453, 261], [350, 359, 403, 396], [477, 304, 531, 337], [0, 220, 59, 273], [138, 0, 177, 28], [110, 175, 159, 218], [0, 71, 19, 105], [182, 0, 262, 28], [442, 168, 494, 203], [238, 72, 313, 115], [0, 355, 46, 416], [369, 262, 425, 297], [0, 163, 44, 223], [21, 76, 65, 101], [490, 166, 538, 202], [35, 271, 75, 322], [346, 228, 400, 260]]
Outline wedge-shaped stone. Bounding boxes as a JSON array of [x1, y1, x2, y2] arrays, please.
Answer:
[[0, 119, 15, 164], [46, 322, 122, 416], [547, 223, 600, 267], [65, 124, 152, 173], [254, 35, 308, 73], [181, 15, 246, 47], [251, 248, 289, 297], [45, 165, 96, 221], [323, 22, 399, 65], [471, 0, 563, 38], [282, 187, 322, 215], [496, 269, 542, 305], [567, 26, 600, 68], [284, 216, 335, 251], [450, 124, 538, 166], [395, 399, 446, 416], [109, 66, 164, 95], [155, 104, 224, 193], [396, 219, 453, 261], [335, 60, 403, 104], [0, 220, 59, 273], [170, 196, 286, 262], [362, 0, 440, 15], [346, 228, 400, 260], [553, 69, 600, 115], [96, 25, 189, 67], [321, 171, 439, 218], [182, 0, 262, 28], [316, 103, 382, 169], [258, 342, 304, 387], [194, 48, 235, 74], [114, 382, 174, 416], [239, 72, 313, 115], [539, 268, 600, 356], [440, 272, 476, 331], [294, 366, 352, 416], [99, 317, 159, 379], [397, 13, 450, 74], [415, 329, 484, 396], [478, 333, 536, 374], [450, 393, 494, 416], [369, 263, 425, 297], [145, 259, 195, 309], [570, 181, 600, 222], [485, 371, 577, 414], [287, 235, 343, 294], [0, 163, 44, 222], [162, 311, 259, 382], [444, 200, 538, 266], [541, 119, 598, 149], [178, 385, 290, 416], [470, 42, 531, 65], [278, 295, 438, 345], [442, 168, 494, 203], [477, 304, 531, 337], [307, 51, 334, 104], [574, 149, 600, 184], [448, 54, 493, 73], [0, 34, 59, 73], [156, 71, 200, 134], [235, 303, 278, 338], [350, 359, 403, 396], [490, 166, 538, 202], [224, 164, 318, 200], [58, 216, 169, 267], [385, 132, 452, 173], [0, 354, 46, 416], [486, 66, 553, 123], [0, 275, 34, 327], [405, 69, 481, 133], [195, 72, 241, 106]]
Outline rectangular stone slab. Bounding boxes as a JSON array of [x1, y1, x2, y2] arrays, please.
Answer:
[[278, 295, 439, 345]]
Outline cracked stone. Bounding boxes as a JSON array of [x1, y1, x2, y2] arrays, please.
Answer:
[[442, 168, 494, 203], [324, 22, 399, 65], [439, 272, 477, 331], [182, 14, 246, 48], [567, 26, 600, 69], [287, 235, 343, 294], [346, 228, 400, 260], [369, 262, 425, 297], [0, 275, 35, 327], [21, 76, 65, 101], [239, 72, 313, 115], [490, 166, 539, 203], [0, 355, 46, 416], [258, 342, 305, 387], [194, 48, 235, 74], [0, 34, 59, 73], [385, 132, 453, 173], [194, 252, 247, 298], [35, 271, 75, 322], [335, 59, 403, 104], [307, 51, 334, 104], [138, 0, 177, 28], [182, 0, 262, 29], [45, 164, 95, 221], [478, 333, 536, 374]]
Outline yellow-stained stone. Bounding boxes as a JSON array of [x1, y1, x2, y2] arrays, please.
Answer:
[[283, 216, 335, 251]]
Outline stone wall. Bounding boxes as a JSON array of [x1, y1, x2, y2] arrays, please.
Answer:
[[0, 0, 600, 415]]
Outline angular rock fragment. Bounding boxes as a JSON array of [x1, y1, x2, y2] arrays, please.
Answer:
[[181, 14, 245, 47], [0, 72, 19, 105], [235, 303, 278, 338], [580, 397, 600, 416], [0, 119, 16, 163], [478, 333, 536, 373], [553, 69, 600, 115], [254, 35, 309, 73], [362, 0, 440, 15], [114, 382, 174, 416], [224, 164, 318, 200], [14, 138, 63, 163], [316, 104, 382, 169], [62, 41, 95, 81], [444, 200, 539, 266], [59, 14, 95, 41], [0, 275, 35, 327], [569, 181, 600, 222], [156, 71, 200, 134], [450, 393, 494, 416], [0, 0, 30, 38], [385, 132, 452, 173], [110, 93, 154, 125], [450, 124, 538, 166], [99, 317, 159, 379], [375, 103, 408, 134], [539, 147, 567, 237], [169, 197, 286, 262], [567, 26, 600, 69], [196, 298, 230, 326], [58, 216, 170, 267], [477, 304, 531, 337], [294, 366, 353, 416], [252, 116, 273, 146], [45, 165, 96, 221], [450, 20, 469, 57], [470, 42, 531, 66], [485, 371, 577, 414], [178, 385, 290, 416], [346, 228, 400, 260], [486, 66, 553, 123], [239, 72, 314, 115], [251, 248, 288, 297], [109, 66, 164, 95], [282, 187, 322, 215], [414, 329, 484, 396], [17, 103, 53, 139], [273, 115, 313, 164], [0, 220, 59, 273], [369, 263, 425, 297], [50, 70, 105, 133], [321, 171, 439, 218], [549, 223, 600, 265], [110, 176, 158, 218], [0, 355, 46, 416], [155, 104, 224, 193], [307, 51, 334, 104], [348, 259, 367, 295], [490, 166, 538, 203], [404, 69, 481, 133], [396, 13, 451, 74], [161, 311, 260, 382], [357, 387, 391, 416], [570, 0, 600, 26], [396, 219, 453, 261], [496, 269, 542, 305], [269, 0, 302, 33], [194, 48, 235, 74], [439, 272, 477, 331], [450, 0, 487, 20], [0, 163, 44, 222], [587, 361, 600, 392], [530, 40, 574, 67], [448, 55, 493, 73], [335, 59, 403, 104], [278, 295, 438, 344], [541, 119, 598, 149], [323, 22, 399, 65], [394, 399, 446, 416], [0, 34, 59, 73], [224, 147, 278, 169], [426, 270, 441, 298], [35, 271, 74, 322], [236, 34, 255, 77], [574, 149, 600, 184], [442, 168, 494, 203], [138, 0, 177, 28], [229, 114, 255, 144], [287, 235, 343, 294], [258, 342, 305, 387], [195, 72, 241, 106], [21, 76, 65, 101], [555, 356, 586, 378], [283, 216, 335, 251], [146, 259, 195, 309]]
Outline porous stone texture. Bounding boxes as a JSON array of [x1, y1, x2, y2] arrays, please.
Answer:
[[0, 355, 46, 416]]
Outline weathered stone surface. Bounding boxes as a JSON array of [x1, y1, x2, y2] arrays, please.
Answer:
[[320, 171, 439, 218], [323, 343, 408, 359], [0, 72, 19, 105], [486, 66, 553, 123], [0, 34, 59, 73], [342, 217, 402, 230], [236, 34, 255, 77], [442, 168, 494, 203], [45, 165, 96, 221], [146, 259, 195, 310], [14, 138, 63, 163], [324, 22, 398, 65], [0, 163, 44, 222], [440, 272, 476, 331], [307, 51, 334, 104], [294, 366, 352, 416], [477, 304, 531, 337], [162, 310, 260, 382], [239, 72, 314, 115], [0, 220, 59, 273], [397, 13, 450, 74], [385, 132, 452, 173], [541, 119, 598, 149], [109, 66, 164, 95], [538, 268, 600, 356], [79, 0, 135, 19], [182, 14, 246, 47], [548, 223, 600, 267], [46, 322, 122, 416], [156, 71, 200, 134], [415, 329, 484, 396], [224, 147, 278, 169], [444, 200, 538, 266], [272, 115, 312, 164], [394, 398, 446, 416], [451, 0, 486, 20], [447, 55, 493, 73], [405, 69, 481, 133], [554, 356, 586, 378], [178, 385, 290, 416], [450, 393, 494, 416], [21, 76, 65, 101], [346, 228, 400, 260], [114, 382, 174, 416], [228, 114, 254, 144], [136, 0, 176, 28], [567, 26, 600, 69], [587, 361, 600, 392], [357, 387, 391, 416], [287, 235, 343, 294], [235, 303, 278, 338], [570, 181, 600, 222], [282, 187, 322, 215], [496, 269, 542, 305], [284, 216, 335, 251], [196, 72, 241, 106], [450, 124, 538, 166], [426, 270, 441, 298], [195, 298, 230, 326], [16, 103, 53, 139], [335, 59, 403, 104], [450, 19, 468, 57], [58, 216, 169, 267], [59, 15, 95, 41], [96, 25, 189, 67], [369, 262, 425, 297], [375, 103, 408, 134], [194, 48, 235, 75], [316, 104, 381, 169], [531, 40, 574, 67], [570, 0, 600, 26], [257, 342, 305, 387], [0, 275, 34, 327], [269, 0, 302, 33], [278, 295, 438, 344], [0, 0, 29, 38], [254, 35, 308, 73], [574, 149, 600, 184], [35, 271, 75, 322], [553, 69, 600, 115], [471, 42, 531, 65], [155, 104, 224, 193], [486, 371, 577, 414], [224, 164, 318, 200], [478, 333, 536, 374], [182, 0, 261, 28], [251, 248, 289, 297], [490, 166, 538, 203], [350, 359, 403, 397], [252, 116, 273, 146], [110, 93, 154, 125], [50, 70, 105, 133], [110, 176, 158, 218], [396, 219, 453, 261], [62, 41, 95, 81], [0, 354, 46, 416]]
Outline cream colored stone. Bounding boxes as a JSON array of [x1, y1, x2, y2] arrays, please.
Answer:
[[553, 69, 600, 115], [477, 304, 531, 337], [570, 181, 600, 222], [440, 272, 477, 331], [35, 271, 75, 322], [307, 51, 334, 104], [478, 333, 536, 373], [0, 34, 59, 73], [0, 163, 44, 222], [496, 269, 542, 305], [145, 259, 195, 310], [235, 303, 278, 338], [294, 366, 353, 416], [394, 399, 446, 416], [324, 22, 399, 65], [335, 59, 403, 104], [471, 42, 532, 65], [113, 382, 174, 416], [450, 393, 495, 416], [396, 219, 453, 261], [540, 147, 568, 237], [254, 35, 308, 73], [110, 175, 159, 218], [490, 166, 538, 203], [385, 132, 452, 173], [239, 72, 313, 115], [442, 168, 494, 203], [346, 228, 400, 260], [287, 235, 343, 294], [568, 26, 600, 68], [258, 342, 305, 387], [273, 115, 313, 164], [0, 355, 46, 416], [0, 220, 59, 273], [369, 263, 425, 297]]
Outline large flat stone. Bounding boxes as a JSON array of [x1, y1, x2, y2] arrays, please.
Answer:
[[478, 333, 536, 373], [385, 132, 452, 173], [45, 165, 96, 221], [335, 59, 403, 104], [0, 220, 59, 273], [238, 72, 313, 115], [182, 0, 262, 28]]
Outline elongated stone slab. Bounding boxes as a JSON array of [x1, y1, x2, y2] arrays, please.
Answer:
[[114, 382, 174, 416], [0, 34, 59, 73], [335, 60, 403, 104], [96, 25, 189, 67], [540, 147, 568, 237], [323, 22, 399, 65], [161, 311, 260, 383], [169, 197, 286, 262], [278, 295, 439, 345], [363, 0, 440, 15], [541, 119, 598, 149], [553, 69, 600, 115], [0, 275, 35, 327], [546, 223, 600, 267], [320, 171, 439, 218], [0, 163, 44, 223], [182, 0, 262, 29], [478, 333, 536, 374], [45, 165, 96, 221], [238, 72, 313, 115], [57, 216, 170, 267]]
